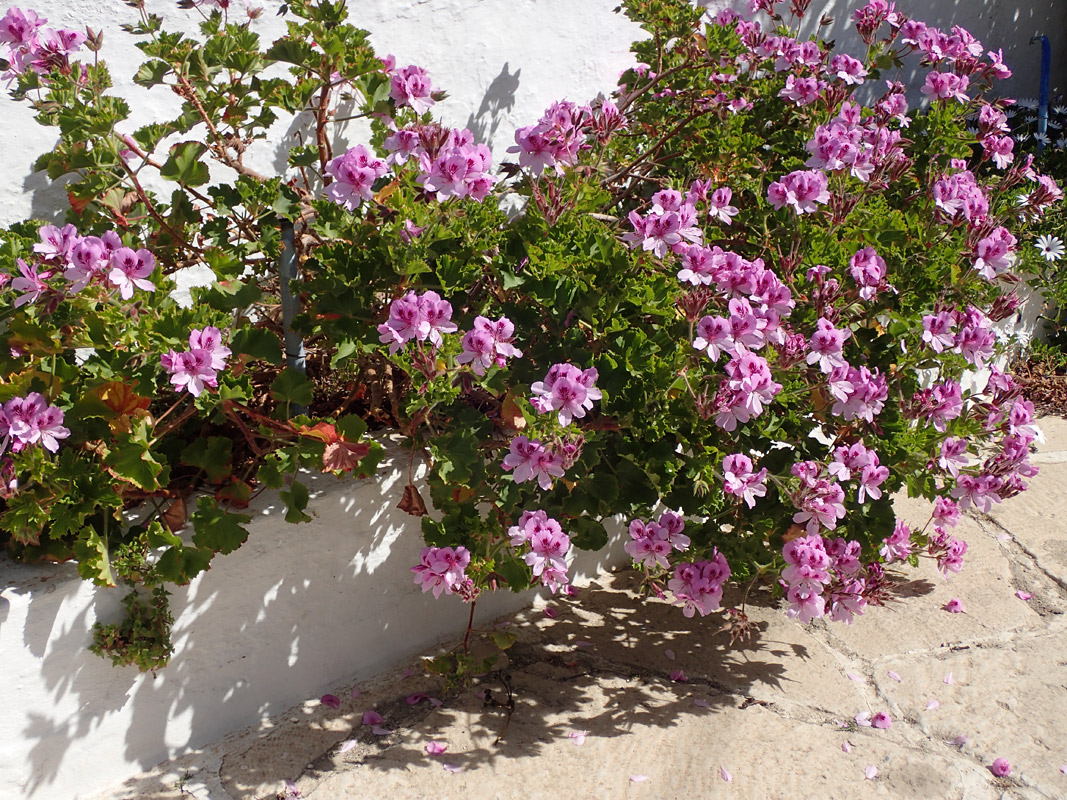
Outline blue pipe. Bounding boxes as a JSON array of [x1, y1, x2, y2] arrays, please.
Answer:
[[1031, 35, 1050, 154], [279, 219, 307, 417]]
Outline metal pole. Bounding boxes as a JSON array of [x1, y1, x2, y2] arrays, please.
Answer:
[[279, 219, 307, 417], [1031, 35, 1051, 154]]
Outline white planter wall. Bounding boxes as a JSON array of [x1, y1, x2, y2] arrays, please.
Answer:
[[0, 441, 631, 800]]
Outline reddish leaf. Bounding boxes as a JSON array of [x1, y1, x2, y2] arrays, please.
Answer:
[[322, 440, 371, 472], [161, 496, 187, 533], [216, 479, 253, 509], [298, 422, 339, 444], [398, 483, 427, 516]]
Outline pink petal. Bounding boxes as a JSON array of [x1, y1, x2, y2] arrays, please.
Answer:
[[720, 766, 733, 782], [950, 735, 969, 746], [371, 725, 393, 736], [338, 739, 357, 754], [864, 765, 878, 780], [665, 648, 676, 661], [887, 670, 902, 682], [847, 673, 864, 682], [1015, 590, 1033, 601], [871, 711, 893, 730], [565, 584, 580, 597], [841, 740, 852, 753], [989, 758, 1011, 777], [320, 694, 341, 709], [669, 669, 688, 683], [425, 741, 448, 755], [400, 667, 415, 679], [855, 711, 872, 727], [362, 710, 384, 726], [568, 730, 588, 746], [944, 673, 955, 685], [407, 693, 429, 705], [997, 533, 1012, 541], [350, 686, 362, 699], [443, 763, 465, 774], [430, 697, 443, 707], [943, 598, 965, 613], [630, 775, 650, 783], [925, 699, 940, 711], [1059, 764, 1067, 774], [543, 606, 558, 619], [693, 698, 710, 708], [574, 640, 595, 649]]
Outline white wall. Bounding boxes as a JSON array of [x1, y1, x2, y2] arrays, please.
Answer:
[[0, 439, 631, 800]]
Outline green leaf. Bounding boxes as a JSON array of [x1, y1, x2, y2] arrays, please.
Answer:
[[160, 141, 210, 187], [335, 414, 367, 440], [106, 442, 164, 491], [230, 326, 283, 364], [180, 436, 233, 483], [73, 528, 116, 587], [133, 59, 171, 87], [271, 367, 314, 408], [279, 480, 312, 523], [154, 544, 213, 585], [568, 516, 608, 551], [190, 496, 251, 554]]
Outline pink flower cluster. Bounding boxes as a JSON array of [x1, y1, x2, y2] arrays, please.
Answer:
[[790, 461, 847, 535], [0, 392, 69, 455], [712, 352, 782, 432], [767, 169, 829, 215], [973, 227, 1016, 281], [848, 247, 888, 301], [669, 553, 731, 618], [721, 453, 767, 508], [161, 326, 231, 397], [805, 100, 907, 184], [783, 533, 868, 624], [920, 71, 970, 103], [508, 99, 612, 177], [411, 546, 470, 598], [508, 510, 571, 593], [529, 363, 602, 427], [932, 169, 988, 226], [10, 224, 157, 306], [376, 290, 458, 354], [905, 380, 963, 432], [325, 145, 389, 211], [387, 62, 436, 116], [501, 435, 564, 490], [624, 510, 690, 570], [851, 1, 902, 44], [827, 364, 888, 422], [0, 6, 84, 78], [623, 188, 703, 258], [921, 306, 995, 366], [417, 127, 494, 202], [455, 316, 521, 375]]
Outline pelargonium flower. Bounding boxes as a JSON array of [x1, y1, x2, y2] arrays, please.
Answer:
[[108, 247, 156, 300], [377, 290, 458, 354], [389, 63, 435, 115], [0, 392, 70, 455], [509, 510, 571, 593], [529, 363, 602, 427], [848, 247, 887, 301], [669, 553, 730, 617], [411, 546, 470, 598], [708, 187, 739, 225], [501, 436, 563, 490], [806, 318, 850, 373], [767, 170, 830, 215], [417, 129, 495, 202], [11, 258, 50, 307], [721, 453, 767, 508], [920, 71, 970, 103], [325, 145, 389, 211], [456, 316, 522, 375], [161, 326, 230, 397]]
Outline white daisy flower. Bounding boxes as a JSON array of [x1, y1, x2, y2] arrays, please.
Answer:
[[1018, 98, 1039, 110], [1049, 119, 1063, 130], [1053, 105, 1066, 115], [1036, 235, 1065, 262], [1005, 107, 1017, 117], [1056, 136, 1067, 149], [1034, 132, 1051, 145], [1015, 131, 1031, 143], [1025, 115, 1038, 124]]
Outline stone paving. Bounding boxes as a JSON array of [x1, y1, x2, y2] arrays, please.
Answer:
[[94, 418, 1067, 800]]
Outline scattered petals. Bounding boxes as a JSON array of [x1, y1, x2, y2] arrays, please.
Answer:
[[693, 698, 710, 708], [543, 606, 558, 619], [371, 725, 393, 736], [887, 670, 902, 682], [925, 699, 940, 711], [568, 730, 588, 746], [990, 758, 1011, 777], [320, 694, 341, 709], [665, 648, 676, 661], [400, 667, 415, 679], [575, 640, 595, 649], [361, 710, 384, 726], [847, 673, 864, 682], [284, 780, 301, 797], [950, 735, 969, 746], [430, 697, 444, 707], [425, 741, 448, 756], [1059, 764, 1067, 774], [943, 598, 965, 613], [1015, 590, 1033, 601], [350, 686, 362, 699], [944, 673, 955, 685], [407, 693, 429, 705], [842, 740, 852, 753], [871, 711, 893, 729], [565, 584, 580, 597], [855, 711, 872, 727], [338, 739, 357, 754], [720, 766, 733, 782], [669, 669, 688, 683], [864, 765, 878, 780], [997, 533, 1012, 541], [630, 775, 650, 783], [443, 763, 466, 774]]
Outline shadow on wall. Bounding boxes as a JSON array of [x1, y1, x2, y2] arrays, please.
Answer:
[[799, 0, 1066, 99], [3, 440, 627, 799]]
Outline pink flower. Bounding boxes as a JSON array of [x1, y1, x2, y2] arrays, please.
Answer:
[[708, 187, 739, 225], [767, 170, 830, 215], [806, 318, 850, 373], [11, 258, 49, 308], [989, 758, 1011, 777], [390, 64, 435, 115], [411, 546, 471, 599], [921, 71, 970, 103], [501, 436, 564, 490], [722, 453, 767, 508], [871, 711, 892, 729], [943, 597, 965, 613], [108, 247, 156, 300], [529, 363, 602, 427], [325, 145, 388, 211], [669, 553, 730, 617], [826, 53, 868, 85], [456, 316, 521, 375], [161, 348, 217, 397]]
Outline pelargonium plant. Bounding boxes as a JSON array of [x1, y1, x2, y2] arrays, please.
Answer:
[[0, 0, 1060, 670]]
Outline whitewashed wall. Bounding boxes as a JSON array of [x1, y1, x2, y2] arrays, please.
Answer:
[[0, 440, 631, 800]]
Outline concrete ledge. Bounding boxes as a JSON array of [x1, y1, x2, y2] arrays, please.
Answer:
[[0, 440, 628, 800]]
